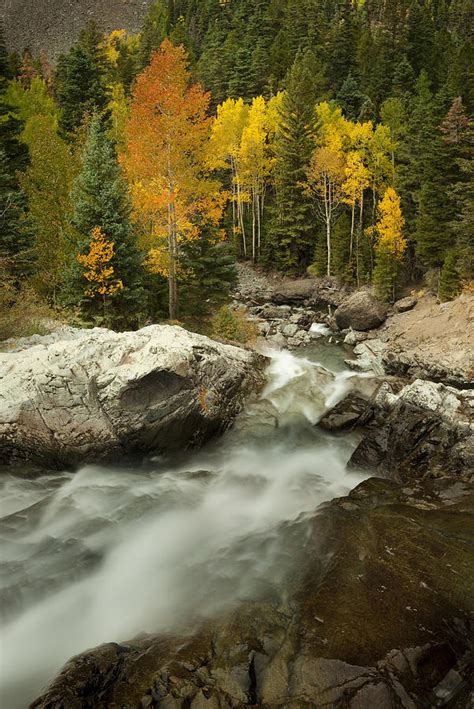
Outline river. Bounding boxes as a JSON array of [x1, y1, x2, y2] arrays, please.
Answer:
[[0, 340, 369, 708]]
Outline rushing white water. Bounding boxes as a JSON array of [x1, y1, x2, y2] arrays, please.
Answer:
[[0, 343, 368, 708]]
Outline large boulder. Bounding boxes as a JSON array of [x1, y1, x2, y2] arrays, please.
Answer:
[[32, 477, 474, 708], [0, 325, 266, 467], [335, 291, 388, 331], [346, 379, 474, 481], [270, 279, 315, 305]]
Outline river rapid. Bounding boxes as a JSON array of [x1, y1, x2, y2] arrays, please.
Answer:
[[0, 341, 369, 708]]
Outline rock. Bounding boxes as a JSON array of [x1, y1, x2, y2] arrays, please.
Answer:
[[343, 328, 369, 346], [345, 339, 386, 375], [270, 279, 315, 305], [394, 296, 417, 313], [335, 291, 388, 331], [257, 304, 292, 320], [265, 333, 287, 349], [0, 325, 266, 467], [348, 379, 474, 481], [234, 263, 273, 304], [257, 321, 271, 336], [319, 392, 373, 431], [374, 292, 474, 388], [32, 477, 474, 708], [281, 323, 299, 338]]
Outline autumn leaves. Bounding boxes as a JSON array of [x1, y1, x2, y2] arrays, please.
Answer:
[[76, 39, 406, 316]]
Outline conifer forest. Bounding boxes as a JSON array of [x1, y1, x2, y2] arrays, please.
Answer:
[[0, 0, 472, 334]]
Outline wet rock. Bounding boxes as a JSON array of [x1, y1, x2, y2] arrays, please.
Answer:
[[335, 291, 388, 332], [343, 328, 369, 346], [394, 296, 418, 313], [0, 325, 266, 467], [264, 333, 287, 349], [348, 379, 474, 481], [319, 392, 373, 431], [32, 477, 474, 709], [345, 339, 386, 375]]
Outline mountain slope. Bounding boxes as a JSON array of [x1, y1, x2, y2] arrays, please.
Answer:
[[1, 0, 155, 57]]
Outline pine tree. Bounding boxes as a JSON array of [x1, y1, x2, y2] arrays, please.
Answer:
[[0, 27, 29, 176], [63, 115, 144, 327], [439, 250, 461, 301], [448, 105, 474, 283], [415, 94, 470, 271], [179, 230, 236, 325], [0, 149, 30, 271], [265, 51, 319, 272], [404, 1, 436, 79], [227, 47, 255, 102], [397, 71, 439, 249], [326, 0, 358, 91], [336, 72, 368, 121], [56, 22, 109, 136]]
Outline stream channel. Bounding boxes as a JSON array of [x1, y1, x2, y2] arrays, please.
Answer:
[[0, 339, 371, 707]]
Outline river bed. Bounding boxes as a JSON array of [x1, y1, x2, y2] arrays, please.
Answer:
[[0, 341, 369, 707]]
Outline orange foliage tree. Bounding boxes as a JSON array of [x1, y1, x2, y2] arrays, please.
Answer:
[[77, 226, 123, 316], [122, 39, 225, 319]]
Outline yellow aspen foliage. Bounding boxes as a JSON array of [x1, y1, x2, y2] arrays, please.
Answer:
[[315, 102, 351, 152], [208, 97, 250, 252], [373, 187, 406, 259], [102, 29, 127, 66], [342, 151, 370, 208], [305, 145, 346, 276], [239, 95, 278, 261], [108, 83, 130, 150], [77, 227, 123, 299], [342, 150, 370, 272], [371, 187, 406, 302]]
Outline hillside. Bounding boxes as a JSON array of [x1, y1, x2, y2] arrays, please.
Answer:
[[1, 0, 155, 56]]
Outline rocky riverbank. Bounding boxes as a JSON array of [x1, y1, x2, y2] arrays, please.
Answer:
[[235, 263, 474, 388], [32, 474, 473, 708]]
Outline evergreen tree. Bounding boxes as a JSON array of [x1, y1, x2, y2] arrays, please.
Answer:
[[438, 250, 461, 301], [63, 115, 144, 327], [336, 72, 368, 121], [56, 22, 109, 135], [326, 0, 358, 91], [227, 47, 255, 102], [0, 27, 29, 176], [415, 95, 470, 271], [179, 231, 236, 324], [397, 71, 439, 248], [404, 1, 436, 79], [265, 51, 319, 272], [449, 110, 474, 283], [0, 149, 30, 270]]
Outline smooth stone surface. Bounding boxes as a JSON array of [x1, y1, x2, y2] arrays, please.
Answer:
[[335, 292, 388, 332], [0, 325, 266, 467]]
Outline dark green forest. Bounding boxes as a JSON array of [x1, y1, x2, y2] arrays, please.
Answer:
[[1, 0, 473, 335]]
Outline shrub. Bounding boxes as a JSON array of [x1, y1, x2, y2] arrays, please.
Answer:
[[210, 305, 258, 344], [0, 281, 60, 342]]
